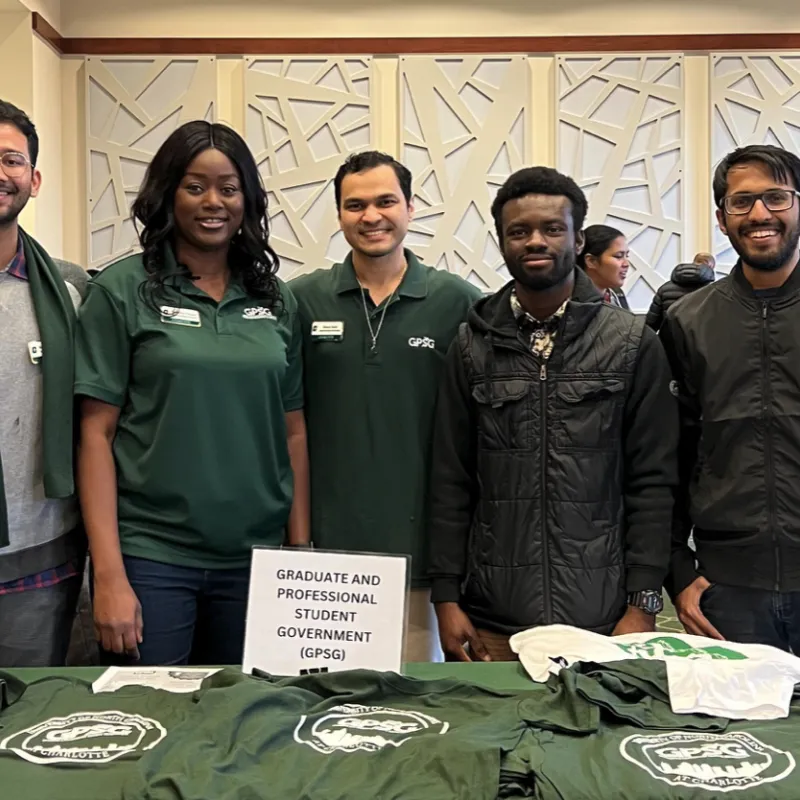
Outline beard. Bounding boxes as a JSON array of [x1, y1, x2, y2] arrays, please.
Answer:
[[0, 185, 30, 226], [506, 249, 576, 291], [731, 223, 800, 272]]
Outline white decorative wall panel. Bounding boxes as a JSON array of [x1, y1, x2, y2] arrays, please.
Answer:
[[400, 56, 529, 291], [711, 54, 800, 272], [558, 55, 685, 311], [244, 57, 372, 279], [86, 57, 216, 269]]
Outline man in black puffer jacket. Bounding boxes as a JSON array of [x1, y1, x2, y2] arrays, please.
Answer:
[[428, 167, 679, 662], [645, 254, 716, 331]]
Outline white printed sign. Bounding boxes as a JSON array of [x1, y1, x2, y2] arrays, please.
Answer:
[[242, 547, 409, 677]]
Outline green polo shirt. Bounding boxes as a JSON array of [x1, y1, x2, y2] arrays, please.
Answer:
[[290, 250, 482, 585], [74, 250, 303, 569]]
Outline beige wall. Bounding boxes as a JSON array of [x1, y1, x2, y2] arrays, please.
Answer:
[[32, 35, 63, 255], [19, 0, 59, 30], [14, 0, 796, 265], [60, 0, 800, 38]]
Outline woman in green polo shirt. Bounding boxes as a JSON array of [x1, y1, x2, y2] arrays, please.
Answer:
[[75, 121, 310, 666]]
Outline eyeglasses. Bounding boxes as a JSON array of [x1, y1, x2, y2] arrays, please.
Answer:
[[0, 152, 31, 177], [722, 189, 800, 215]]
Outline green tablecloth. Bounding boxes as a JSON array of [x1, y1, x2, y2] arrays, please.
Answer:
[[5, 662, 535, 691]]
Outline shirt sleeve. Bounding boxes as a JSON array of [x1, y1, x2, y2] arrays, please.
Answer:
[[428, 330, 478, 602], [74, 281, 131, 407], [622, 324, 679, 594], [659, 310, 702, 598], [281, 295, 304, 413]]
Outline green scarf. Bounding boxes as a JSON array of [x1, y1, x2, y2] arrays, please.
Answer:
[[0, 229, 76, 547]]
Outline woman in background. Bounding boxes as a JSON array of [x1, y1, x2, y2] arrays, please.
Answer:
[[75, 121, 310, 665], [578, 224, 631, 309]]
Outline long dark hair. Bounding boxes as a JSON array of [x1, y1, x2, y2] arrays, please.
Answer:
[[577, 224, 625, 269], [132, 120, 281, 312]]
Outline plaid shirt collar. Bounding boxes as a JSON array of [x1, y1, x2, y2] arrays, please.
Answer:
[[4, 235, 26, 280], [510, 289, 569, 360], [510, 289, 568, 330]]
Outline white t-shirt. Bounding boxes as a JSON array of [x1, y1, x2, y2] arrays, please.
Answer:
[[509, 625, 800, 721]]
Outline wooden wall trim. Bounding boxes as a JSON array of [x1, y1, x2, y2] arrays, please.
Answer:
[[30, 16, 800, 57], [31, 12, 64, 53]]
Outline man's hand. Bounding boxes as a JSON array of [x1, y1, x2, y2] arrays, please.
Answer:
[[612, 605, 657, 636], [434, 602, 491, 662], [93, 575, 143, 657], [675, 576, 724, 639]]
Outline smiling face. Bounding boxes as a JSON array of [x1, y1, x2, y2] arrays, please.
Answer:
[[0, 122, 40, 226], [717, 160, 800, 272], [172, 147, 245, 253], [585, 236, 630, 290], [500, 194, 585, 291], [338, 165, 413, 261]]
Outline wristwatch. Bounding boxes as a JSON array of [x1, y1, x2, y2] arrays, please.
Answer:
[[627, 590, 664, 616]]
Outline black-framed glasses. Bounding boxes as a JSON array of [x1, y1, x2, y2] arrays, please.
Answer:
[[722, 189, 800, 215], [0, 152, 31, 177]]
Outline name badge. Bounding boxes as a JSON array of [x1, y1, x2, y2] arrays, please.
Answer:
[[28, 340, 42, 365], [311, 321, 345, 342], [160, 306, 201, 327]]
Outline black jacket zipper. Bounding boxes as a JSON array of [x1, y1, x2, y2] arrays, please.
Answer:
[[761, 302, 780, 591], [540, 359, 551, 623]]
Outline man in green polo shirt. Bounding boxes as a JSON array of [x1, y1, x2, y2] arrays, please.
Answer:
[[290, 151, 482, 662]]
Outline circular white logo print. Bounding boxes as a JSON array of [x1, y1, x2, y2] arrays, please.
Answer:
[[293, 704, 449, 754], [621, 731, 796, 793], [0, 710, 167, 765]]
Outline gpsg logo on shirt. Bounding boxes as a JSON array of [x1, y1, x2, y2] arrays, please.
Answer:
[[294, 704, 449, 754], [408, 337, 435, 349], [621, 731, 796, 792], [243, 306, 276, 320], [0, 711, 167, 765]]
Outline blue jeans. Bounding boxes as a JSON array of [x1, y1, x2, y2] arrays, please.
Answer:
[[700, 582, 800, 653], [100, 555, 251, 666]]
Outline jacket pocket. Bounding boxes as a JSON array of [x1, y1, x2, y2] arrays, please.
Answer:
[[552, 378, 625, 451], [471, 378, 530, 451]]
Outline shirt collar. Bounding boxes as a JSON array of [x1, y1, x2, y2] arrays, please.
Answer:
[[4, 235, 27, 280], [335, 249, 428, 299], [510, 288, 568, 326]]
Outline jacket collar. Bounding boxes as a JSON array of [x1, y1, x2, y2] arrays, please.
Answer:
[[730, 257, 800, 304]]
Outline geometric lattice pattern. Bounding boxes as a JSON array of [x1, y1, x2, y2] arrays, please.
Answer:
[[558, 55, 685, 312], [85, 57, 216, 269], [400, 56, 528, 291], [711, 54, 800, 272], [244, 57, 372, 279]]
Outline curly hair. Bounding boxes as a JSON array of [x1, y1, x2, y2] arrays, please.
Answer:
[[131, 120, 281, 312], [491, 166, 588, 244]]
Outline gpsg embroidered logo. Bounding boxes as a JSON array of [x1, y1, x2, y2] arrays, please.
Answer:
[[0, 710, 167, 765], [294, 704, 448, 754], [621, 731, 795, 792]]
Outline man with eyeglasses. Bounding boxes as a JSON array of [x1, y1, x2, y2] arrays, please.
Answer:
[[0, 100, 87, 666], [661, 143, 800, 651]]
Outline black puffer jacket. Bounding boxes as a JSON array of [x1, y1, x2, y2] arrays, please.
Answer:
[[645, 263, 715, 331], [428, 271, 678, 635]]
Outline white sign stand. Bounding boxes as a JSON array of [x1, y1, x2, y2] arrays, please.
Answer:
[[242, 547, 409, 677]]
